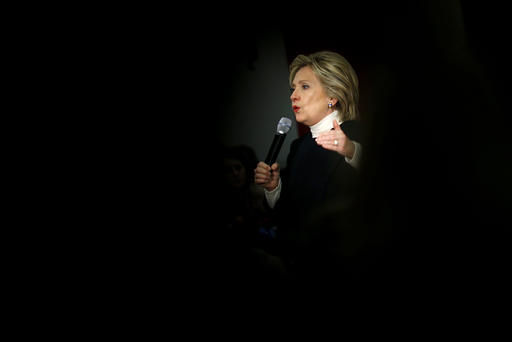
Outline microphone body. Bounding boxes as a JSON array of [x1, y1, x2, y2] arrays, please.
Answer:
[[265, 133, 286, 166], [264, 117, 292, 166]]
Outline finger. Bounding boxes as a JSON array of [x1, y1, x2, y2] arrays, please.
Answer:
[[315, 130, 334, 139], [255, 164, 271, 173], [256, 161, 271, 170], [254, 169, 270, 177], [315, 131, 332, 140], [315, 135, 335, 145], [333, 120, 341, 130], [255, 173, 271, 184], [254, 173, 271, 183], [270, 163, 280, 171], [255, 179, 270, 186]]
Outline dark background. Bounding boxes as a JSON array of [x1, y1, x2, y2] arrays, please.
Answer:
[[92, 0, 510, 309]]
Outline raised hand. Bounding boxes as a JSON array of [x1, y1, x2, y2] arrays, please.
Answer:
[[315, 120, 355, 159]]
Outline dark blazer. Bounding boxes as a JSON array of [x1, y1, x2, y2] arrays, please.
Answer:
[[273, 120, 363, 283]]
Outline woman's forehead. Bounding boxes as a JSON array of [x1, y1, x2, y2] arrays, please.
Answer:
[[292, 66, 318, 84]]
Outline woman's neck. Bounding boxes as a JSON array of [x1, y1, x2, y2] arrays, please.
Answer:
[[309, 111, 342, 138]]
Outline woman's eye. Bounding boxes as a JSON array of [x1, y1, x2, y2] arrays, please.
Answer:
[[290, 88, 295, 93], [302, 84, 309, 90]]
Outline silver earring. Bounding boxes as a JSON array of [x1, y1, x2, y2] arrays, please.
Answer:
[[328, 102, 332, 108]]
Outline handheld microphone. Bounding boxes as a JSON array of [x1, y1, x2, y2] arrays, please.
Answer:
[[264, 117, 293, 166]]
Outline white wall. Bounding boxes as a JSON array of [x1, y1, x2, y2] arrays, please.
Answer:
[[219, 31, 298, 167]]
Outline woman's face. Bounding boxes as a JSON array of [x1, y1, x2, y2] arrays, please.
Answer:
[[290, 66, 332, 126]]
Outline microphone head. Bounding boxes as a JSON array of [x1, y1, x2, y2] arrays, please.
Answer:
[[276, 117, 292, 134]]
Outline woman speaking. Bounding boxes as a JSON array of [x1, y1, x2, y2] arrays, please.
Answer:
[[254, 51, 364, 285]]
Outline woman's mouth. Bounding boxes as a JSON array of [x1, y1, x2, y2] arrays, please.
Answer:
[[293, 105, 300, 113]]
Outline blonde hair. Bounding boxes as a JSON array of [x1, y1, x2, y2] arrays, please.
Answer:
[[289, 51, 359, 121]]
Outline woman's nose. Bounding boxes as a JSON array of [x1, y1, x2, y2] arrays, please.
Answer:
[[290, 90, 298, 102]]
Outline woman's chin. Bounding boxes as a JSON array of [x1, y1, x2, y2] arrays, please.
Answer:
[[294, 113, 305, 124]]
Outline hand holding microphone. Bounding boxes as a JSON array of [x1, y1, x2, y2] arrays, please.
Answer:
[[254, 161, 280, 191], [254, 117, 292, 191]]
